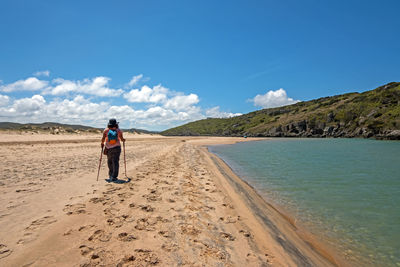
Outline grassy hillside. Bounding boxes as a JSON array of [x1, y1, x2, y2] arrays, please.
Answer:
[[162, 82, 400, 140]]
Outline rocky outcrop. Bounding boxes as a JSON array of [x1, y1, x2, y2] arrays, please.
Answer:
[[241, 120, 399, 139]]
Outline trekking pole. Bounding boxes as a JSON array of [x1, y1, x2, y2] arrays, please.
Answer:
[[123, 141, 127, 177], [97, 147, 103, 181]]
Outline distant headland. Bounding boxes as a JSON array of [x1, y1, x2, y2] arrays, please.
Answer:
[[162, 82, 400, 140]]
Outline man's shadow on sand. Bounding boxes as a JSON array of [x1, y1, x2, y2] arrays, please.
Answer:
[[105, 177, 131, 184]]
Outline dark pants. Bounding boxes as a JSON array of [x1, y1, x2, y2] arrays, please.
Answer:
[[107, 146, 121, 179]]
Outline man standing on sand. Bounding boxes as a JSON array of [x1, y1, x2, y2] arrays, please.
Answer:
[[101, 118, 125, 181]]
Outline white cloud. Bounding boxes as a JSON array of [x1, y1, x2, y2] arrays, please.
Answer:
[[127, 74, 143, 87], [106, 104, 204, 129], [48, 76, 124, 97], [123, 84, 168, 103], [124, 86, 152, 103], [164, 93, 199, 111], [46, 95, 108, 120], [205, 106, 242, 118], [0, 76, 123, 97], [33, 70, 50, 77], [0, 94, 203, 129], [0, 74, 244, 130], [0, 94, 109, 125], [123, 84, 200, 113], [251, 88, 299, 108], [0, 77, 49, 92], [50, 78, 78, 95], [11, 95, 46, 115], [0, 94, 10, 107]]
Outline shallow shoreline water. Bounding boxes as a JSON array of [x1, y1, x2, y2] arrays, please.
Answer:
[[209, 138, 400, 267], [206, 147, 343, 266]]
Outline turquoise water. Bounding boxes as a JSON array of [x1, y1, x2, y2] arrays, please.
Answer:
[[209, 139, 400, 266]]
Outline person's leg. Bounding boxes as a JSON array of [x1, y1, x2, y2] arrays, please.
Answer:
[[107, 151, 113, 178], [111, 146, 121, 179]]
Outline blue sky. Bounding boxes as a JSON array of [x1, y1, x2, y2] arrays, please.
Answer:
[[0, 0, 399, 130]]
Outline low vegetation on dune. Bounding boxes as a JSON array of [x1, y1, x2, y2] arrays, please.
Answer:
[[0, 122, 155, 135], [0, 122, 101, 134], [162, 82, 400, 140]]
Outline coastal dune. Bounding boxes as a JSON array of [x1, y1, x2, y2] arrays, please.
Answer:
[[0, 133, 339, 266]]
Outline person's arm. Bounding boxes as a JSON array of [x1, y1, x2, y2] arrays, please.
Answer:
[[101, 130, 107, 148], [119, 130, 125, 143]]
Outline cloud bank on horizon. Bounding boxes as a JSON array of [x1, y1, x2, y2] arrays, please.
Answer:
[[0, 71, 297, 130]]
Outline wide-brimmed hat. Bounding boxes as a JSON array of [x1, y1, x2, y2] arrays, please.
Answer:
[[108, 118, 118, 128]]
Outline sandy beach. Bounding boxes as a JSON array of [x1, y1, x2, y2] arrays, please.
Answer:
[[0, 132, 340, 266]]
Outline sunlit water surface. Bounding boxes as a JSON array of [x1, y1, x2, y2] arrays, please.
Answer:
[[209, 138, 400, 266]]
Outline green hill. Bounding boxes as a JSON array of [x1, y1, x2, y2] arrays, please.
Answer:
[[162, 82, 400, 140]]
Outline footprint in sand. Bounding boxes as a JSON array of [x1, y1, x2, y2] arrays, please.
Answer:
[[121, 214, 135, 223], [144, 194, 162, 202], [172, 190, 181, 196], [0, 244, 12, 259], [103, 207, 119, 216], [103, 187, 122, 196], [139, 204, 154, 212], [134, 218, 156, 231], [0, 212, 10, 219], [17, 232, 37, 244], [78, 225, 96, 232], [117, 192, 133, 199], [79, 244, 94, 256], [117, 232, 138, 242], [63, 229, 73, 236], [15, 188, 41, 193], [89, 197, 108, 204], [173, 214, 186, 221], [239, 229, 253, 238], [106, 217, 124, 228], [219, 216, 239, 224], [25, 216, 57, 231], [194, 240, 228, 261], [106, 214, 133, 227], [134, 216, 168, 231], [135, 218, 152, 231], [202, 205, 215, 211], [132, 249, 160, 266], [184, 204, 200, 212], [161, 242, 178, 252], [143, 189, 162, 202], [88, 229, 112, 242], [69, 195, 84, 200], [116, 255, 136, 266], [81, 248, 114, 266], [63, 203, 86, 215], [180, 223, 201, 236], [222, 203, 234, 209], [158, 230, 175, 238], [220, 232, 236, 241]]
